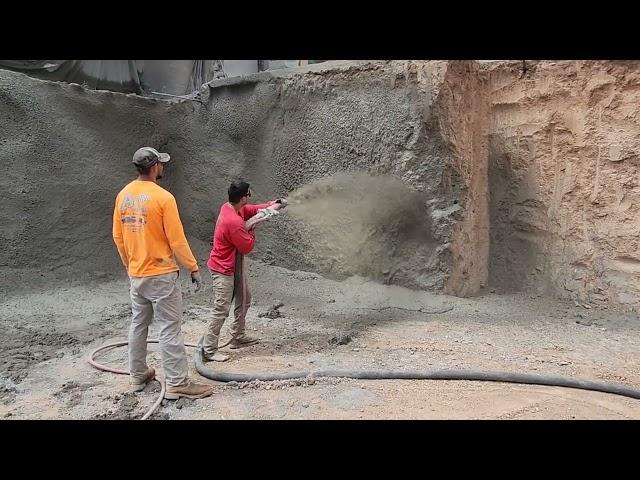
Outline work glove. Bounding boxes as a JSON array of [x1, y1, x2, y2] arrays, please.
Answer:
[[191, 270, 202, 293], [274, 198, 288, 209]]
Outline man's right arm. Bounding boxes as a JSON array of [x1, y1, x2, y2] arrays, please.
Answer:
[[112, 200, 129, 270]]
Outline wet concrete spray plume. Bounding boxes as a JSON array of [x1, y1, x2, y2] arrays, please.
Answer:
[[284, 173, 437, 287]]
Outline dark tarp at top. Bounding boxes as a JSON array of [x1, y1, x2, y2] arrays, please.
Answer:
[[0, 60, 218, 95], [0, 60, 144, 93]]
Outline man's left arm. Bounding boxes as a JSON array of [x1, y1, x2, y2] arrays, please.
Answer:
[[242, 199, 285, 219]]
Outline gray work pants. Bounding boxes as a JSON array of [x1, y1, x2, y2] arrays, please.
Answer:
[[128, 271, 188, 387]]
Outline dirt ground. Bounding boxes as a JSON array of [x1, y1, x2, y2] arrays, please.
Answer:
[[1, 259, 639, 420]]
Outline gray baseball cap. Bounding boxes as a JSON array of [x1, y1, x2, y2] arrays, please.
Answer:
[[132, 147, 171, 168]]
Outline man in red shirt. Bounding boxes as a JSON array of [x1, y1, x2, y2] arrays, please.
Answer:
[[203, 181, 285, 362]]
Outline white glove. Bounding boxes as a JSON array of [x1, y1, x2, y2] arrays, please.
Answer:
[[245, 207, 280, 230], [274, 198, 288, 209]]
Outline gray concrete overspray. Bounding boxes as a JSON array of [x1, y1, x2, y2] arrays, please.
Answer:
[[282, 173, 437, 285]]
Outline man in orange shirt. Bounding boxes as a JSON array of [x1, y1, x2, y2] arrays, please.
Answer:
[[113, 147, 212, 400]]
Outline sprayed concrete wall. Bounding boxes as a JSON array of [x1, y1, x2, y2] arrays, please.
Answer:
[[0, 73, 174, 275], [167, 61, 489, 295], [0, 61, 487, 297], [3, 60, 638, 306], [252, 61, 489, 295]]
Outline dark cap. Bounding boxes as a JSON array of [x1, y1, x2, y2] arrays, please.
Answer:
[[132, 147, 170, 169]]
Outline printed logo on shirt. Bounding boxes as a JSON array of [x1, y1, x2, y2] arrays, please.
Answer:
[[120, 192, 151, 233]]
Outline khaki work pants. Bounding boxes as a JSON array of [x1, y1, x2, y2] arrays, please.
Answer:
[[202, 256, 251, 356]]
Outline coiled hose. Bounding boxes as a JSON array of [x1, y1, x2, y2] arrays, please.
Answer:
[[88, 338, 236, 420], [88, 339, 196, 420], [87, 251, 243, 419]]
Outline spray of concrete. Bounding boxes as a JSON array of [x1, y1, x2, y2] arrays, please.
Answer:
[[283, 173, 438, 287]]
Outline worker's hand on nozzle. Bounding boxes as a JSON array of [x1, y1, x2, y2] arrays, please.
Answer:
[[274, 198, 288, 209], [191, 270, 202, 293]]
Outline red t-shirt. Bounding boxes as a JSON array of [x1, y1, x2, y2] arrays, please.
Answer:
[[207, 200, 275, 275]]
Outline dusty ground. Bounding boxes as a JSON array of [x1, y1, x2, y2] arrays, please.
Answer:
[[1, 259, 639, 420]]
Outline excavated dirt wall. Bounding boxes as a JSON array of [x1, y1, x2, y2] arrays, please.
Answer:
[[487, 60, 640, 306]]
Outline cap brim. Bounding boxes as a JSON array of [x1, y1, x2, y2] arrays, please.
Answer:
[[157, 152, 171, 163]]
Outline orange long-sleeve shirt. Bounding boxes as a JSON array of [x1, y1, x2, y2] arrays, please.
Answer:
[[112, 180, 198, 277]]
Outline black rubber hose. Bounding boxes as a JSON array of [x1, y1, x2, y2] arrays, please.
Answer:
[[194, 347, 640, 400]]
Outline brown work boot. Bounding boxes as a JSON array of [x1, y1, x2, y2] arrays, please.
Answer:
[[165, 379, 214, 400], [203, 351, 230, 362], [229, 334, 259, 349], [130, 367, 155, 392]]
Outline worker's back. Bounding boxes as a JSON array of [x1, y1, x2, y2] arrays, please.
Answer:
[[113, 179, 183, 277]]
